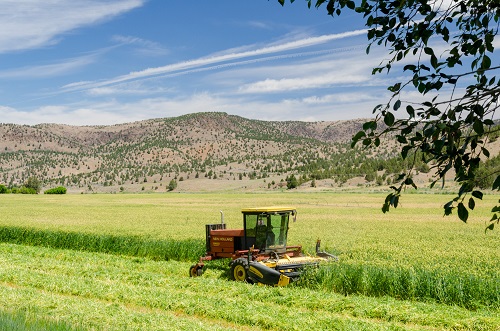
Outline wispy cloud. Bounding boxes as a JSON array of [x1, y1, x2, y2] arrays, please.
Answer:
[[0, 0, 145, 53], [61, 29, 368, 92], [87, 82, 175, 96], [0, 53, 98, 79], [112, 35, 169, 56]]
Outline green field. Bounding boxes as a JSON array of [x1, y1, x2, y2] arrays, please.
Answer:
[[0, 192, 499, 330]]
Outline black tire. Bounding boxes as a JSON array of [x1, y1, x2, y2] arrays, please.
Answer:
[[189, 264, 203, 277], [229, 258, 249, 282]]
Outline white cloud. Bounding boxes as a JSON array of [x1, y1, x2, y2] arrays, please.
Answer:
[[238, 73, 367, 93], [61, 29, 368, 92], [0, 0, 145, 53], [111, 35, 169, 56], [302, 93, 378, 105], [0, 86, 386, 125], [0, 53, 98, 79], [87, 83, 175, 96]]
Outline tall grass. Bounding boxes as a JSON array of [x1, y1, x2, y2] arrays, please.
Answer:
[[296, 262, 500, 309], [1, 224, 499, 309], [0, 310, 82, 331], [0, 226, 204, 261]]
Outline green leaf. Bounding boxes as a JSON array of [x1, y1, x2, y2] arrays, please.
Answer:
[[481, 147, 490, 158], [430, 55, 438, 69], [403, 64, 417, 71], [352, 130, 366, 142], [390, 194, 399, 208], [406, 105, 415, 118], [457, 202, 469, 222], [396, 135, 407, 144], [481, 55, 491, 70], [493, 175, 500, 190], [472, 191, 483, 199], [443, 201, 453, 216], [473, 120, 484, 135], [468, 197, 475, 210], [393, 100, 401, 111], [424, 47, 434, 56], [384, 112, 395, 126]]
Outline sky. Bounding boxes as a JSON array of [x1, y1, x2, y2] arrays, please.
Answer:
[[0, 0, 493, 126]]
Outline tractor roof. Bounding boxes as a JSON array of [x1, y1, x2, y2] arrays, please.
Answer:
[[241, 206, 296, 213]]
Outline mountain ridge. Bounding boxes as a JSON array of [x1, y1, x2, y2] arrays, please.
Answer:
[[0, 112, 400, 193]]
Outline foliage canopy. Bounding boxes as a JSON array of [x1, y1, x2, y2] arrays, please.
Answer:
[[280, 0, 500, 229]]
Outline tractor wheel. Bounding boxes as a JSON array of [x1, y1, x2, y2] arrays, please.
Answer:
[[189, 264, 203, 277], [230, 258, 249, 282]]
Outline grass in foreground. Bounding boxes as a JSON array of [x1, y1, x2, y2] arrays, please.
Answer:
[[0, 310, 81, 331], [0, 192, 499, 309], [1, 243, 499, 331]]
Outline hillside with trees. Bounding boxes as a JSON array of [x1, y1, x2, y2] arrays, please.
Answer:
[[1, 112, 494, 194]]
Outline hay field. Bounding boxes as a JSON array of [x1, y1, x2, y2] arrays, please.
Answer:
[[0, 192, 499, 330]]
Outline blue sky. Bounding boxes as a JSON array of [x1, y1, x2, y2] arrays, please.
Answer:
[[0, 0, 484, 125]]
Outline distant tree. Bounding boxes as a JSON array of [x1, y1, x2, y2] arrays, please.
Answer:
[[279, 0, 500, 229], [364, 171, 376, 183], [25, 177, 41, 194], [0, 184, 8, 194], [168, 179, 177, 191], [286, 174, 299, 189]]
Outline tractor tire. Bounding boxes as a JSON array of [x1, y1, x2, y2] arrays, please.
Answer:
[[189, 264, 203, 277], [229, 258, 249, 282]]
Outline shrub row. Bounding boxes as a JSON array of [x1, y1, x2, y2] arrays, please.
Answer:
[[295, 262, 500, 310], [44, 186, 67, 194], [0, 185, 37, 194], [0, 226, 205, 262]]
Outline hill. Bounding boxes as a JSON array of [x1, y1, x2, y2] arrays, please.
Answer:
[[0, 112, 431, 193]]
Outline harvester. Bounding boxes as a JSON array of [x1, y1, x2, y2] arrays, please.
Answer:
[[189, 206, 337, 286]]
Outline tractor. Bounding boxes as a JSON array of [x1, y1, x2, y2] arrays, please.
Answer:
[[189, 206, 337, 286]]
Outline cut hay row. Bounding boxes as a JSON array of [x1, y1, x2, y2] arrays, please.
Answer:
[[0, 226, 204, 262], [2, 243, 499, 331], [1, 225, 498, 309]]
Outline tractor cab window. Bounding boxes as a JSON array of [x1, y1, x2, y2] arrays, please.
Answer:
[[267, 213, 289, 252], [243, 211, 289, 253]]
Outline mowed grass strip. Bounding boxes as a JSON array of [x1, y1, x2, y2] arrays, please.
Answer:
[[0, 192, 499, 309], [1, 243, 499, 331], [0, 224, 498, 309]]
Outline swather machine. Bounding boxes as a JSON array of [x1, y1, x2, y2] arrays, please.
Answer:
[[189, 206, 337, 286]]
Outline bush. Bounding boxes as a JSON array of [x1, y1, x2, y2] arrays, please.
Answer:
[[25, 177, 41, 194], [286, 174, 298, 189], [0, 185, 8, 194], [168, 179, 177, 191], [12, 187, 37, 194], [44, 186, 67, 194]]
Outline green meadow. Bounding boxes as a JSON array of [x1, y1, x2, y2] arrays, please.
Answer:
[[0, 192, 499, 330]]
